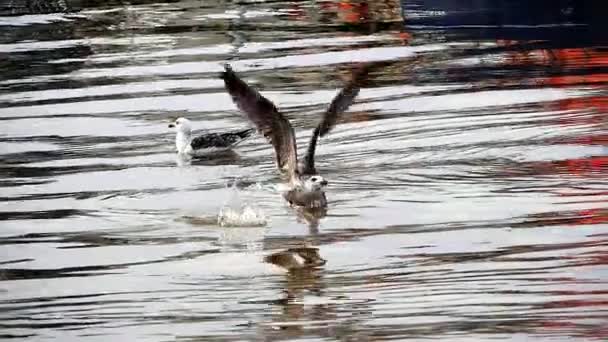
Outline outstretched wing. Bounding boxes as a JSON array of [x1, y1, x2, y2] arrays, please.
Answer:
[[221, 64, 299, 183], [301, 63, 376, 175]]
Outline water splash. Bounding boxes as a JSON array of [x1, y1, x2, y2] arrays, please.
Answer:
[[217, 206, 268, 227], [217, 180, 268, 227]]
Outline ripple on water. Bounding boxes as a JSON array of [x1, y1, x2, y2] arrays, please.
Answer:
[[1, 0, 607, 341]]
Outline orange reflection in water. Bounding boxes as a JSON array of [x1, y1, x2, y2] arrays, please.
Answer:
[[568, 208, 608, 226], [287, 0, 411, 44], [495, 43, 608, 229]]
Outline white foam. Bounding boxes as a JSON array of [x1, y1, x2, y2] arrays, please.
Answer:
[[217, 205, 268, 227], [217, 181, 268, 227]]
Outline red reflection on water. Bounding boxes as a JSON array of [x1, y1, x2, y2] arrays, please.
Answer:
[[495, 44, 608, 180], [573, 208, 608, 225], [543, 74, 608, 86], [557, 133, 608, 146], [502, 157, 608, 178], [539, 298, 608, 338], [570, 213, 606, 226], [580, 248, 608, 266], [539, 318, 608, 339], [336, 1, 369, 23], [558, 156, 608, 177], [286, 0, 411, 44], [542, 48, 608, 68], [496, 42, 608, 69], [518, 208, 608, 227], [495, 45, 608, 230], [582, 327, 608, 340]]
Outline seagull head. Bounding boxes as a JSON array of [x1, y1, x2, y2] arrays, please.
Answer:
[[168, 117, 192, 134], [302, 175, 328, 192]]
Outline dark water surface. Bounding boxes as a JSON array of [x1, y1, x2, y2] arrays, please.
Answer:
[[1, 0, 607, 340]]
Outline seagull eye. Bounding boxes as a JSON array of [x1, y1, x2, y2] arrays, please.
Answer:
[[311, 177, 318, 182]]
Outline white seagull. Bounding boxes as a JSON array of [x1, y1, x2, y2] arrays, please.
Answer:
[[221, 64, 372, 209], [168, 117, 254, 156]]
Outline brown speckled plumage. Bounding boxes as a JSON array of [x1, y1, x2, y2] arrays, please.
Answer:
[[221, 63, 376, 209]]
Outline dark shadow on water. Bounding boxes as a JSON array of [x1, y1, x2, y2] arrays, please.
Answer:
[[0, 208, 93, 221], [183, 150, 243, 166]]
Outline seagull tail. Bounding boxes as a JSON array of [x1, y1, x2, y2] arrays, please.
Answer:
[[236, 128, 255, 139]]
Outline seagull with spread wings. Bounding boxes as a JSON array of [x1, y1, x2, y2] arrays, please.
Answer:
[[221, 64, 370, 209]]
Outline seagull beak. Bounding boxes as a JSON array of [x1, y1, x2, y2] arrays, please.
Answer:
[[321, 180, 328, 186], [168, 123, 175, 128]]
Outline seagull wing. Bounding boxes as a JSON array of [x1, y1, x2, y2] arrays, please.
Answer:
[[190, 128, 253, 150], [221, 64, 299, 183], [301, 63, 375, 175]]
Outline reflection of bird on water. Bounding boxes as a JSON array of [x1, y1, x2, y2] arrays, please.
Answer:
[[168, 117, 254, 156], [221, 64, 372, 212], [265, 247, 326, 271], [259, 246, 357, 338]]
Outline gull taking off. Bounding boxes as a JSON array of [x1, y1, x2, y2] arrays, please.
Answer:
[[221, 64, 371, 209], [168, 117, 254, 156]]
